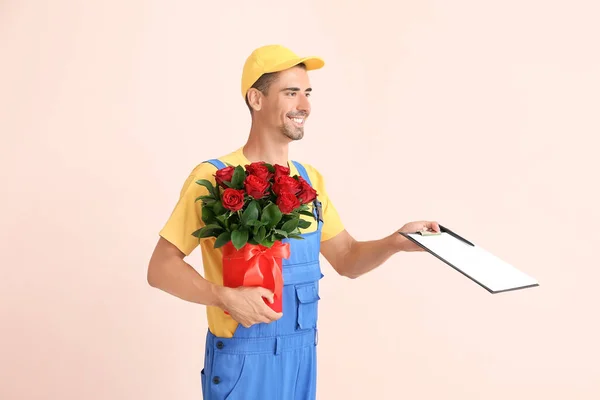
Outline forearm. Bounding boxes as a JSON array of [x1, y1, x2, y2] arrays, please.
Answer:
[[338, 232, 407, 279], [147, 255, 225, 308]]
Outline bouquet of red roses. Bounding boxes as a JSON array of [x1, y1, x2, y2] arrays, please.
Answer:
[[192, 162, 318, 312]]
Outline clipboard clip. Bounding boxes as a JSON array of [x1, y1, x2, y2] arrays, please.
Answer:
[[398, 224, 475, 247], [438, 224, 475, 246]]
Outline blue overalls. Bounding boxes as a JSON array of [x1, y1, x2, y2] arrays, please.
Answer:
[[200, 159, 323, 400]]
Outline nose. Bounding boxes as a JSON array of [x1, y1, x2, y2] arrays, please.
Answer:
[[297, 93, 310, 114]]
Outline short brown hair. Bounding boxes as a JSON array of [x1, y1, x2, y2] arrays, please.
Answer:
[[245, 63, 306, 113]]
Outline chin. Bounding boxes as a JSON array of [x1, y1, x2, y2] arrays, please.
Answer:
[[281, 125, 304, 141], [289, 130, 304, 141]]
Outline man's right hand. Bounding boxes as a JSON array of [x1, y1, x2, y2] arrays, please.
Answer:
[[217, 286, 283, 328]]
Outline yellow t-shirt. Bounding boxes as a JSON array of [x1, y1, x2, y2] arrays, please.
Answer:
[[159, 146, 344, 338]]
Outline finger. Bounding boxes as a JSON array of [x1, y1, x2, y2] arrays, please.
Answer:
[[256, 287, 275, 303], [421, 221, 436, 232], [260, 302, 281, 319], [431, 221, 440, 232], [263, 309, 283, 321], [271, 312, 283, 321]]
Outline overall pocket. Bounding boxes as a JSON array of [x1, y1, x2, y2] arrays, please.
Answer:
[[295, 281, 320, 330], [201, 368, 206, 397], [209, 352, 247, 400]]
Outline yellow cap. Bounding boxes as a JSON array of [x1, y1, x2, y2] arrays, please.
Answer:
[[241, 44, 325, 99]]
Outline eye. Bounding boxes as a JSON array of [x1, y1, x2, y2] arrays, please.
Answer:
[[286, 91, 296, 97]]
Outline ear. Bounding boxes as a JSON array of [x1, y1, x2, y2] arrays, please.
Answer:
[[246, 88, 263, 112]]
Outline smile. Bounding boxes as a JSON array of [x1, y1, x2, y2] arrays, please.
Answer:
[[288, 116, 305, 127]]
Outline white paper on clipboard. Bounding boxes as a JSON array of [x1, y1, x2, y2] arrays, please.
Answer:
[[399, 226, 539, 293]]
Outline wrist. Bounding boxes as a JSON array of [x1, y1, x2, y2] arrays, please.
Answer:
[[211, 284, 230, 309], [392, 231, 410, 252]]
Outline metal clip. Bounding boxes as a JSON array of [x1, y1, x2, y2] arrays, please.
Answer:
[[314, 200, 323, 222]]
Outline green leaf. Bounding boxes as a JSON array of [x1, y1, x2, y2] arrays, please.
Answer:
[[195, 179, 216, 198], [255, 225, 266, 243], [297, 219, 312, 229], [248, 237, 259, 245], [281, 217, 299, 233], [274, 229, 289, 238], [259, 236, 275, 248], [231, 229, 249, 250], [196, 195, 216, 205], [298, 210, 314, 218], [201, 206, 216, 224], [261, 203, 282, 230], [231, 166, 246, 189], [241, 200, 259, 225], [191, 224, 223, 238], [264, 163, 275, 173], [214, 231, 231, 248], [221, 214, 229, 230], [213, 201, 225, 216], [247, 219, 265, 227], [288, 234, 305, 240]]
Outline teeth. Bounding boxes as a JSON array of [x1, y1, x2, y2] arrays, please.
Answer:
[[292, 118, 304, 124]]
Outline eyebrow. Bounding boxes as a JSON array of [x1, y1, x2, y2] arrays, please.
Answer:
[[280, 87, 312, 92]]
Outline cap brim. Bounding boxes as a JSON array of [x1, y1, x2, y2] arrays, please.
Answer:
[[265, 56, 325, 74]]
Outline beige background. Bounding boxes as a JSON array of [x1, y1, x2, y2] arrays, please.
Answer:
[[1, 0, 599, 399]]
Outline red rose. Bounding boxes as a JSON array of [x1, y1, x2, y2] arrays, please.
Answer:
[[245, 162, 273, 182], [214, 166, 235, 188], [297, 177, 318, 204], [272, 175, 301, 196], [274, 164, 290, 180], [277, 191, 301, 214], [244, 175, 270, 199], [221, 188, 245, 211]]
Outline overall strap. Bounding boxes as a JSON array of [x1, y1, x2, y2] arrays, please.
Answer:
[[291, 160, 323, 223], [291, 160, 312, 186], [203, 158, 227, 170]]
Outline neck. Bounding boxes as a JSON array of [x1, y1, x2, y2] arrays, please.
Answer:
[[243, 120, 291, 166]]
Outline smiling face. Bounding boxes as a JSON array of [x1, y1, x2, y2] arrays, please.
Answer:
[[247, 65, 312, 141]]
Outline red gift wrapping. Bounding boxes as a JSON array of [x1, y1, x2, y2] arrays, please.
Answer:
[[221, 240, 291, 313]]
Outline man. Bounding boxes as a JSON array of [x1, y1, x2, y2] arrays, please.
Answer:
[[147, 44, 440, 400]]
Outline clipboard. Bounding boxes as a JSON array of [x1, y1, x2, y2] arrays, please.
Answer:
[[398, 225, 539, 293]]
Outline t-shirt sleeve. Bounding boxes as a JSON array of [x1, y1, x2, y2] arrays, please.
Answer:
[[159, 163, 217, 256], [306, 165, 345, 242]]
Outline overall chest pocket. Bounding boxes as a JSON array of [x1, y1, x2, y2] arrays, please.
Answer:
[[295, 281, 321, 330]]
